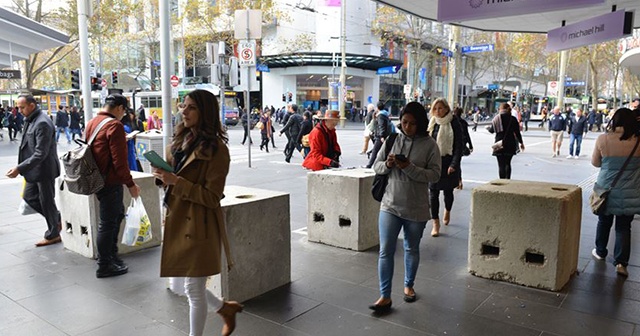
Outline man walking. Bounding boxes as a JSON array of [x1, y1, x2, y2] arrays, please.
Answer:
[[55, 105, 71, 144], [566, 109, 588, 159], [280, 104, 293, 157], [548, 107, 567, 157], [69, 106, 82, 141], [280, 104, 302, 163], [472, 110, 480, 132], [523, 106, 531, 132], [6, 95, 62, 247], [365, 102, 392, 168], [85, 94, 140, 278]]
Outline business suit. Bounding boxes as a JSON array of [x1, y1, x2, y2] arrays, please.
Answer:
[[18, 108, 61, 241]]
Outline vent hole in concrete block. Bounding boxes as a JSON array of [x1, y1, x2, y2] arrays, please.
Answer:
[[65, 222, 72, 234], [490, 182, 505, 186], [313, 212, 325, 222], [551, 187, 568, 191], [525, 252, 545, 265], [338, 216, 351, 227], [481, 244, 500, 257], [236, 194, 255, 199], [80, 226, 88, 235]]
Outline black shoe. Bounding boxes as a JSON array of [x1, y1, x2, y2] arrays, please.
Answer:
[[113, 256, 126, 268], [96, 262, 128, 278], [403, 292, 417, 303], [285, 157, 290, 163], [368, 300, 392, 314]]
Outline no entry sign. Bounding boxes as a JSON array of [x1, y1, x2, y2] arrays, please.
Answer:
[[170, 75, 179, 87], [239, 40, 256, 67]]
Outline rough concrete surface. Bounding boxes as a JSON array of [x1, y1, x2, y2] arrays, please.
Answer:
[[469, 179, 582, 291], [307, 168, 380, 251]]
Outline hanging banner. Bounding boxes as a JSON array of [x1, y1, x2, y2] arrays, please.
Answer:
[[546, 10, 634, 52], [0, 70, 21, 79], [438, 0, 605, 23]]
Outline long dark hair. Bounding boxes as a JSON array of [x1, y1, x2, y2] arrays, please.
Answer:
[[171, 89, 228, 154], [611, 108, 637, 141], [401, 102, 428, 136]]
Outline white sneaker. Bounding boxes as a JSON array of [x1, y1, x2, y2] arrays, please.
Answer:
[[552, 153, 557, 158], [616, 264, 629, 277], [592, 248, 604, 260], [566, 155, 573, 159]]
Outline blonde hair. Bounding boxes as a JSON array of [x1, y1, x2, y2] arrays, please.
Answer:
[[430, 97, 451, 116]]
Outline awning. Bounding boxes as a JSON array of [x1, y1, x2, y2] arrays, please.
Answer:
[[0, 7, 70, 68], [259, 52, 403, 71], [620, 48, 640, 75], [372, 0, 640, 33]]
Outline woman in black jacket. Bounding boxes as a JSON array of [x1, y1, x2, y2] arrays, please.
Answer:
[[489, 103, 525, 179], [453, 107, 473, 189], [427, 98, 464, 237], [297, 111, 313, 158]]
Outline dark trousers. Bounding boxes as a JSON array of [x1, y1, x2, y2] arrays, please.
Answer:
[[496, 155, 514, 179], [429, 188, 454, 220], [283, 133, 291, 155], [595, 214, 634, 267], [260, 134, 270, 152], [9, 126, 18, 140], [285, 133, 300, 161], [23, 179, 60, 240], [241, 124, 252, 144], [472, 122, 478, 132], [366, 138, 384, 168], [96, 185, 125, 266], [523, 120, 529, 131]]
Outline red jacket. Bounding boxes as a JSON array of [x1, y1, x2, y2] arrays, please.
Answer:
[[85, 112, 135, 188], [302, 122, 341, 171]]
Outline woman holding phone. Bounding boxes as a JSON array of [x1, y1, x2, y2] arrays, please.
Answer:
[[369, 102, 441, 314], [152, 89, 242, 336]]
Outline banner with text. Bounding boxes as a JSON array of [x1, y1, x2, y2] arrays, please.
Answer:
[[546, 10, 634, 52], [438, 0, 604, 23]]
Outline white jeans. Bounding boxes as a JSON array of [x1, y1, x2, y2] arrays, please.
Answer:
[[169, 277, 223, 336]]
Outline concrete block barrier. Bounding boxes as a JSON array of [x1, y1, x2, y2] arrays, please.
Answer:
[[57, 171, 162, 258], [307, 168, 379, 251], [207, 186, 291, 303], [469, 179, 582, 291]]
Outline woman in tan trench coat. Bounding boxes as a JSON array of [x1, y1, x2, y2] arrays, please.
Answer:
[[152, 89, 242, 336]]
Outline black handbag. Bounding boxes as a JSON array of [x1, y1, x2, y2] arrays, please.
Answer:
[[371, 133, 398, 202], [590, 137, 640, 215]]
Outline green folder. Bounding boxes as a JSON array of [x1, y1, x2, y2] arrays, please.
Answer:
[[143, 150, 174, 172]]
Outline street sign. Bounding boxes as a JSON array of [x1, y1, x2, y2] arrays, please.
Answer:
[[0, 70, 21, 79], [170, 75, 179, 87], [239, 40, 256, 67], [461, 44, 495, 54], [547, 81, 558, 97], [101, 78, 107, 88], [376, 65, 400, 75], [171, 86, 179, 98], [488, 84, 499, 90], [582, 96, 590, 104], [565, 81, 586, 86], [403, 84, 412, 95], [257, 63, 270, 72], [152, 60, 160, 67]]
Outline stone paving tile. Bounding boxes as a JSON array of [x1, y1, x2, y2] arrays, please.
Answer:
[[561, 288, 640, 325], [82, 313, 184, 336], [0, 248, 28, 269], [473, 293, 635, 336], [0, 263, 75, 301], [18, 284, 138, 336], [243, 284, 322, 324], [284, 303, 430, 336]]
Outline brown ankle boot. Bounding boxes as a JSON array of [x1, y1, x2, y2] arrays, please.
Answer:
[[218, 301, 243, 336], [431, 219, 440, 237], [444, 210, 450, 226]]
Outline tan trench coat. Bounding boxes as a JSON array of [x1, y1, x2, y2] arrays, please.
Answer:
[[159, 139, 232, 277]]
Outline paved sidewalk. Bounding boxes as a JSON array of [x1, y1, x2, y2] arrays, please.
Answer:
[[0, 125, 639, 336]]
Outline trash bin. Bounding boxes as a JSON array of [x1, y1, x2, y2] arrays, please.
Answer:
[[136, 130, 165, 173]]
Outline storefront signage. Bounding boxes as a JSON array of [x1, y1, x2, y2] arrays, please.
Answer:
[[461, 44, 494, 54], [546, 10, 634, 52], [438, 0, 604, 23], [619, 37, 640, 53], [0, 70, 21, 79], [376, 65, 400, 75]]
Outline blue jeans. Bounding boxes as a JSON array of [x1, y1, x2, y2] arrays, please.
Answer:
[[96, 185, 125, 266], [595, 214, 634, 267], [56, 126, 70, 142], [378, 211, 426, 298], [569, 133, 583, 156]]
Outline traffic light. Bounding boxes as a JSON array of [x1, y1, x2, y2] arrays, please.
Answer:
[[71, 69, 80, 90], [282, 94, 286, 102], [511, 91, 517, 102], [91, 73, 102, 91], [288, 92, 293, 102], [112, 71, 118, 84]]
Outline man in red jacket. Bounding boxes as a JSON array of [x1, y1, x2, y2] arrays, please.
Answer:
[[85, 94, 140, 278], [302, 110, 342, 171]]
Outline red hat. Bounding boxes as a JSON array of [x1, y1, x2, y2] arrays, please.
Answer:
[[320, 110, 340, 120]]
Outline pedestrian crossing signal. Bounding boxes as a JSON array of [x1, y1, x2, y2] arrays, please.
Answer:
[[71, 69, 80, 90]]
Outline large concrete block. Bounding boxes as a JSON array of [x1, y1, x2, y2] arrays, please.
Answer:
[[469, 179, 582, 291], [207, 186, 291, 303], [57, 171, 162, 258], [307, 168, 379, 251]]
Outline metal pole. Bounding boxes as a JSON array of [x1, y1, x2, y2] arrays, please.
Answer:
[[159, 0, 172, 156], [584, 51, 590, 111], [245, 10, 252, 168], [338, 0, 346, 127], [77, 0, 93, 124], [447, 25, 460, 106], [557, 49, 568, 108], [9, 42, 13, 106]]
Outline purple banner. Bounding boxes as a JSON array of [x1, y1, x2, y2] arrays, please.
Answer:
[[546, 11, 633, 52], [438, 0, 605, 23], [324, 0, 341, 6]]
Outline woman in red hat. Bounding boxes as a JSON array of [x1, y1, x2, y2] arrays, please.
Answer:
[[302, 110, 342, 171]]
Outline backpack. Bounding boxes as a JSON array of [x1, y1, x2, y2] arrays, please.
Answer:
[[60, 117, 114, 195]]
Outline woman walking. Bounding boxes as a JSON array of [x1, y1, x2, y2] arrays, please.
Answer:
[[453, 107, 473, 189], [369, 102, 441, 314], [591, 108, 640, 277], [427, 98, 463, 237], [259, 110, 273, 152], [152, 89, 243, 336], [297, 111, 313, 158], [488, 103, 525, 179]]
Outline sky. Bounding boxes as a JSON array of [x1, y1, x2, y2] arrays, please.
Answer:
[[0, 0, 68, 12]]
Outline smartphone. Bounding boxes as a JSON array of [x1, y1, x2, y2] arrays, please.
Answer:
[[395, 154, 408, 162]]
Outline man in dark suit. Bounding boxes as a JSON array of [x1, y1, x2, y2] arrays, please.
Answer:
[[6, 95, 62, 247]]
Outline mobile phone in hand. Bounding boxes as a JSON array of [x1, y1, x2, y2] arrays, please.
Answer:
[[395, 154, 407, 162]]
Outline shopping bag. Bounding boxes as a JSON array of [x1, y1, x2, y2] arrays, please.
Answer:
[[18, 199, 37, 215], [121, 197, 153, 246]]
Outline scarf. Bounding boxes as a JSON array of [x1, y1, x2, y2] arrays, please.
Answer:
[[428, 112, 454, 156], [491, 113, 504, 133]]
